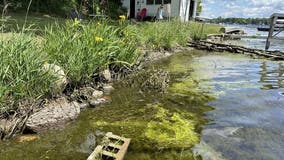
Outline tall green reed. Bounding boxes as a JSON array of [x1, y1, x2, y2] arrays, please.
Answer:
[[44, 19, 139, 85], [0, 34, 56, 112]]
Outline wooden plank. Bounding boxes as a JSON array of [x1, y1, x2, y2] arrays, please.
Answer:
[[274, 24, 284, 28], [271, 13, 284, 18], [266, 16, 278, 50]]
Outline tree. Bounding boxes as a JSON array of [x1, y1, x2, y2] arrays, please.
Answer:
[[197, 0, 202, 16]]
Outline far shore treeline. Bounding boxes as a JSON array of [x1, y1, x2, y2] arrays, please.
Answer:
[[209, 17, 270, 25]]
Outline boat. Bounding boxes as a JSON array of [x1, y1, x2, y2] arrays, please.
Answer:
[[257, 27, 280, 32]]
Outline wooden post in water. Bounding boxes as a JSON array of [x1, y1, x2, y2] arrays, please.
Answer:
[[265, 13, 284, 51]]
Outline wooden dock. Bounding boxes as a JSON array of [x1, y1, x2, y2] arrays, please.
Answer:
[[87, 132, 131, 160], [265, 13, 284, 50], [188, 40, 284, 60], [207, 34, 284, 41]]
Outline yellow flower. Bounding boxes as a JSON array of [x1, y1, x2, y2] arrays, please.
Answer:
[[97, 52, 102, 56], [97, 22, 101, 26], [119, 15, 126, 20], [95, 36, 103, 42], [73, 18, 80, 26]]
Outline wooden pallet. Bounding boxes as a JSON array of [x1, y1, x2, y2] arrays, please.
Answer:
[[87, 132, 131, 160]]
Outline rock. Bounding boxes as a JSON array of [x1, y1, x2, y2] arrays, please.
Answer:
[[89, 98, 106, 107], [103, 85, 114, 94], [15, 134, 39, 143], [71, 87, 102, 102], [0, 119, 13, 135], [26, 98, 80, 133], [92, 90, 103, 99], [43, 63, 68, 96], [102, 69, 112, 82], [78, 102, 90, 109]]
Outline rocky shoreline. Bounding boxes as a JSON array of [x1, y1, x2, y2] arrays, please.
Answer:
[[0, 45, 193, 140], [2, 38, 282, 140]]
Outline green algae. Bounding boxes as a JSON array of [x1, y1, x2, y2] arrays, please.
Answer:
[[144, 104, 199, 148], [168, 76, 214, 107], [93, 104, 199, 150]]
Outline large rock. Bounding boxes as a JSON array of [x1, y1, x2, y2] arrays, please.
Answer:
[[26, 98, 80, 133], [43, 63, 68, 96]]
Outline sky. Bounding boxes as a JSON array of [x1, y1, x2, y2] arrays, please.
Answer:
[[200, 0, 284, 18]]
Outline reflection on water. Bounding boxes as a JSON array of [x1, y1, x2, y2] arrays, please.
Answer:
[[259, 62, 284, 89], [223, 25, 284, 51], [192, 53, 284, 160], [0, 50, 283, 160]]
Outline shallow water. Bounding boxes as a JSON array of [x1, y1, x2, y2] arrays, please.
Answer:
[[223, 25, 284, 51], [1, 50, 284, 160], [191, 53, 284, 160]]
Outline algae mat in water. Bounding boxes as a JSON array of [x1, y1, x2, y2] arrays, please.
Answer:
[[90, 51, 214, 160]]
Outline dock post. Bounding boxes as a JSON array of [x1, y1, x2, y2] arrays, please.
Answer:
[[265, 13, 284, 51], [265, 15, 277, 50]]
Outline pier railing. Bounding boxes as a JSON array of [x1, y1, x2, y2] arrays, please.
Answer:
[[265, 13, 284, 50]]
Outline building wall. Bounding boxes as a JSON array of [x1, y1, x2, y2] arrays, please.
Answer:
[[120, 0, 196, 20]]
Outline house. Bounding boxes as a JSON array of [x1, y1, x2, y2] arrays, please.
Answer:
[[120, 0, 198, 21]]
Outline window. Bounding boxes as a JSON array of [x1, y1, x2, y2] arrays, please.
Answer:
[[146, 0, 171, 5], [164, 0, 171, 4], [155, 0, 162, 4], [147, 0, 154, 4]]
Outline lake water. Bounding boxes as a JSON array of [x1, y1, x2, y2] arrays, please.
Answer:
[[223, 25, 284, 52], [0, 50, 284, 160], [192, 53, 284, 160]]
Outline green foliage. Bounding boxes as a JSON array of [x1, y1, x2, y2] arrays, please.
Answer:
[[188, 21, 221, 40], [44, 19, 138, 85], [126, 20, 191, 49], [4, 0, 77, 16], [0, 12, 220, 112], [210, 17, 269, 25], [1, 0, 124, 17], [0, 33, 55, 111], [197, 0, 202, 16]]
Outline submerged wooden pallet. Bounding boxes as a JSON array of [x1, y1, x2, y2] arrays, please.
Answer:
[[87, 132, 131, 160]]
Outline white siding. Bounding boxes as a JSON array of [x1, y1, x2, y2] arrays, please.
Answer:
[[120, 0, 196, 20], [121, 0, 130, 17]]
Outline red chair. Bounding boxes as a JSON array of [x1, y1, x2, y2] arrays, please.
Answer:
[[137, 8, 147, 21]]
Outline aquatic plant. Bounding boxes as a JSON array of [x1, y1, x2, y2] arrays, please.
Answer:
[[93, 103, 199, 150], [144, 104, 199, 149]]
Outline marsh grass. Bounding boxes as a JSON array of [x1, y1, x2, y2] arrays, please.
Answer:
[[44, 20, 139, 85], [189, 22, 221, 40], [0, 12, 65, 33], [0, 14, 220, 112], [124, 20, 191, 49], [0, 33, 56, 112]]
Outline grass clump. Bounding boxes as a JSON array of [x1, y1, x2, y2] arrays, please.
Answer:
[[0, 14, 220, 113], [127, 20, 191, 49], [44, 20, 138, 85], [189, 22, 221, 40], [0, 33, 55, 112]]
